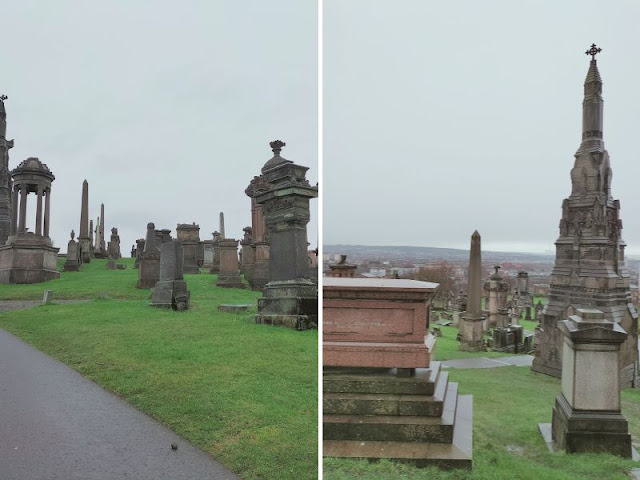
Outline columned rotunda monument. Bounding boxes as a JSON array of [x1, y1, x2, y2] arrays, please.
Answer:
[[531, 45, 638, 388], [0, 157, 59, 283]]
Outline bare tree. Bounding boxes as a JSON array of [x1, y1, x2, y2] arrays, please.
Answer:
[[412, 261, 458, 308]]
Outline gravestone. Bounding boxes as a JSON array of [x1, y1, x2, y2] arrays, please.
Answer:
[[107, 227, 121, 259], [202, 238, 214, 269], [176, 223, 201, 274], [543, 308, 632, 457], [150, 239, 190, 310], [63, 230, 81, 272], [94, 204, 107, 258], [245, 177, 271, 290], [106, 260, 116, 270], [216, 238, 245, 288], [484, 265, 508, 330], [134, 238, 144, 268], [208, 231, 222, 273], [42, 290, 53, 304], [532, 48, 638, 388], [137, 222, 160, 288]]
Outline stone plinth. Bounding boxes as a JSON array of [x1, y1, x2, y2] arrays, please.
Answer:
[[151, 240, 190, 310], [548, 308, 631, 457], [255, 279, 317, 330], [484, 266, 508, 330], [324, 278, 438, 369], [176, 223, 201, 274], [0, 233, 60, 283], [329, 255, 357, 278], [251, 242, 270, 290], [208, 232, 222, 273], [216, 238, 244, 289]]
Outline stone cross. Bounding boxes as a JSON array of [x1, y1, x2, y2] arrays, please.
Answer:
[[585, 43, 602, 59]]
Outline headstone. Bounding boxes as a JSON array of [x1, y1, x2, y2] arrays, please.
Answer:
[[137, 222, 160, 288], [176, 223, 201, 274], [545, 308, 632, 457], [484, 265, 508, 330], [216, 238, 244, 288], [532, 49, 638, 388], [134, 238, 145, 268], [459, 231, 486, 351], [42, 290, 52, 304], [208, 231, 222, 273], [106, 260, 116, 270], [150, 239, 190, 310], [254, 141, 318, 329], [534, 300, 544, 321], [63, 230, 81, 272], [107, 227, 121, 259]]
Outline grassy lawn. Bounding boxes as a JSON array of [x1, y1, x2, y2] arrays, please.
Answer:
[[0, 259, 318, 480]]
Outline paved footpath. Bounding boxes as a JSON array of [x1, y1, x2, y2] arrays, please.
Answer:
[[0, 328, 239, 480], [442, 355, 534, 369]]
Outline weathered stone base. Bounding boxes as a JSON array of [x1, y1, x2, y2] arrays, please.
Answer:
[[216, 273, 245, 289], [250, 260, 270, 291], [137, 255, 160, 288], [531, 358, 561, 378], [550, 394, 632, 457], [323, 362, 472, 469], [63, 259, 80, 272], [0, 236, 60, 284], [218, 304, 253, 313], [183, 265, 200, 274], [150, 280, 190, 311], [255, 280, 318, 330], [459, 316, 486, 352]]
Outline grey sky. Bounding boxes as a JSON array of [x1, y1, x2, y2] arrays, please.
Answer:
[[4, 1, 317, 253], [324, 1, 640, 255]]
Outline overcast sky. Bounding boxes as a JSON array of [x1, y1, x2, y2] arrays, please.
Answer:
[[323, 1, 640, 255], [4, 1, 317, 254]]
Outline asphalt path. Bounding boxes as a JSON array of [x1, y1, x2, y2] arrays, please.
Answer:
[[0, 328, 239, 480]]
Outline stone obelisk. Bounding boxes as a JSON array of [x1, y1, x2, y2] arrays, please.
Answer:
[[459, 230, 485, 351], [531, 45, 638, 388], [0, 95, 14, 245], [78, 179, 91, 263]]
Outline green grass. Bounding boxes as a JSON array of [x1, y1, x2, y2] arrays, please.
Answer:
[[324, 367, 640, 479], [0, 259, 318, 480]]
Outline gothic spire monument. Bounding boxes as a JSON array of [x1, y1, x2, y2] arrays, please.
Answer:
[[0, 95, 15, 245], [531, 45, 639, 388]]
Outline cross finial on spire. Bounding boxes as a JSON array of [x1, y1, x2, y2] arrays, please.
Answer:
[[585, 43, 602, 60], [0, 95, 7, 102]]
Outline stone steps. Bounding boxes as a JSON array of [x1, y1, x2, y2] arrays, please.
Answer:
[[324, 394, 473, 470], [324, 362, 441, 396], [324, 371, 448, 417], [324, 381, 458, 443]]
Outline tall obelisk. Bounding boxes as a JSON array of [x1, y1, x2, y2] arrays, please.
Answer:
[[78, 180, 91, 263], [531, 45, 638, 388], [459, 230, 485, 351]]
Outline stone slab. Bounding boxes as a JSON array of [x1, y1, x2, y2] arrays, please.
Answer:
[[324, 364, 441, 396], [442, 356, 533, 369], [217, 304, 253, 313], [324, 335, 435, 369]]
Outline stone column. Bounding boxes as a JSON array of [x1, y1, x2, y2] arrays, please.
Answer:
[[10, 186, 18, 235], [216, 238, 244, 288], [18, 185, 27, 233], [43, 188, 50, 237], [460, 230, 486, 351], [219, 212, 225, 239], [548, 308, 631, 457], [35, 186, 43, 235]]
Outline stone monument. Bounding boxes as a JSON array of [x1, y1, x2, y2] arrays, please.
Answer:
[[0, 95, 14, 246], [323, 277, 473, 469], [531, 45, 638, 388], [78, 179, 92, 263], [94, 204, 107, 258], [541, 308, 632, 457], [63, 230, 81, 272], [150, 239, 190, 310], [209, 231, 222, 274], [176, 223, 201, 274], [0, 157, 59, 283], [216, 238, 245, 288], [134, 238, 144, 268], [253, 141, 318, 330], [239, 226, 254, 277], [107, 227, 121, 259], [245, 175, 271, 291], [137, 222, 160, 288], [484, 265, 508, 330], [459, 231, 485, 351], [328, 255, 357, 278]]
